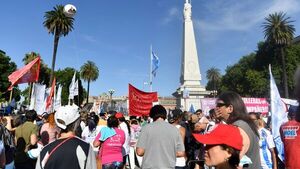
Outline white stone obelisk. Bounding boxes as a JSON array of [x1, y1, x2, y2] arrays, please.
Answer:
[[173, 0, 210, 111]]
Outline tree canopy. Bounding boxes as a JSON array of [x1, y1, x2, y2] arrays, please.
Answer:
[[56, 67, 86, 106], [218, 42, 300, 98], [0, 51, 19, 101]]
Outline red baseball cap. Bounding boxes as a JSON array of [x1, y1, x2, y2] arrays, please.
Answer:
[[115, 112, 124, 119], [192, 124, 243, 151]]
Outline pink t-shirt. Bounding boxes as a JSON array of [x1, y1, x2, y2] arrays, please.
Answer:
[[95, 128, 125, 164], [40, 123, 60, 143]]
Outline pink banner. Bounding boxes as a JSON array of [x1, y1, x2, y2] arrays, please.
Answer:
[[200, 97, 269, 115], [242, 98, 269, 114], [200, 98, 217, 115]]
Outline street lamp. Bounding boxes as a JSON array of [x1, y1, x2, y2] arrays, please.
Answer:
[[211, 90, 218, 98], [108, 89, 115, 110]]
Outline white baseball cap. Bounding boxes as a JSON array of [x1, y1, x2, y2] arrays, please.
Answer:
[[55, 105, 80, 129]]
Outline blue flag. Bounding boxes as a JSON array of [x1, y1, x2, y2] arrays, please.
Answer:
[[269, 65, 288, 161], [151, 51, 160, 77]]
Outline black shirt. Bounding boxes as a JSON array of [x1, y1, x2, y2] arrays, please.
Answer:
[[36, 137, 96, 169]]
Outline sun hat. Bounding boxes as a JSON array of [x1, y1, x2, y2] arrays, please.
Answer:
[[55, 105, 80, 130], [193, 124, 243, 151]]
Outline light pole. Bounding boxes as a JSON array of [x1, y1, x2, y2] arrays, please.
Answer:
[[211, 90, 218, 98], [108, 89, 115, 110]]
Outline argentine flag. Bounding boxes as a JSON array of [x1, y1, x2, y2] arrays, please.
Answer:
[[269, 65, 288, 161], [151, 51, 160, 77]]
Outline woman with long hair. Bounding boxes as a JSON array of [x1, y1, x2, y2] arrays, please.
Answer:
[[215, 91, 260, 169], [40, 113, 59, 143], [81, 112, 102, 154]]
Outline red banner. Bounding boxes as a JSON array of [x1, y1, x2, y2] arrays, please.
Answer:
[[46, 78, 56, 111], [129, 84, 158, 116], [8, 57, 40, 90]]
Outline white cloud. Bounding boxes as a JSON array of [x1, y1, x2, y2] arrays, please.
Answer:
[[195, 0, 300, 32], [81, 34, 97, 43], [162, 7, 181, 24]]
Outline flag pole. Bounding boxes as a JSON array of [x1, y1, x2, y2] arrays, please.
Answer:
[[78, 86, 80, 107], [52, 82, 56, 113], [9, 88, 13, 103], [150, 44, 153, 92], [28, 82, 33, 105]]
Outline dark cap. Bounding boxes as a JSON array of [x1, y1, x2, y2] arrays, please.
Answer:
[[288, 105, 298, 118]]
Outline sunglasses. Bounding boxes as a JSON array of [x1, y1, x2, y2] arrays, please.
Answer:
[[216, 103, 227, 107]]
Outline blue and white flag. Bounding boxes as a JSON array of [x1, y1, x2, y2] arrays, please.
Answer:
[[151, 51, 160, 77], [269, 65, 288, 161]]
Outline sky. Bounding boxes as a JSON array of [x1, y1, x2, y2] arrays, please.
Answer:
[[1, 0, 300, 97]]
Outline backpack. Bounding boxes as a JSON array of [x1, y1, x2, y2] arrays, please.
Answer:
[[0, 124, 15, 164]]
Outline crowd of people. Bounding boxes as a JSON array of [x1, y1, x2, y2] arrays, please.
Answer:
[[0, 87, 300, 169]]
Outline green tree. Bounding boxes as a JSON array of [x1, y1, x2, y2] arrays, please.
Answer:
[[206, 67, 221, 91], [263, 12, 295, 98], [23, 52, 40, 65], [0, 51, 19, 101], [55, 67, 86, 105], [44, 5, 74, 86], [220, 42, 300, 98], [80, 61, 99, 103]]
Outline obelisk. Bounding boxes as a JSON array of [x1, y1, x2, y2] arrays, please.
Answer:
[[173, 0, 210, 111]]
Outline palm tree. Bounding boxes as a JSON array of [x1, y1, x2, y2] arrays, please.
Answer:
[[206, 67, 221, 91], [23, 52, 40, 64], [263, 12, 295, 98], [80, 61, 99, 103], [44, 5, 74, 86]]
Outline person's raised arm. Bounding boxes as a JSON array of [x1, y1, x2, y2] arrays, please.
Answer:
[[238, 127, 250, 158]]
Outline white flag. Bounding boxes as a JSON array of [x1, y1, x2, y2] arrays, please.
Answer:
[[74, 80, 79, 96], [33, 84, 46, 115], [29, 83, 36, 110], [269, 65, 288, 161], [69, 72, 76, 99], [54, 85, 62, 111]]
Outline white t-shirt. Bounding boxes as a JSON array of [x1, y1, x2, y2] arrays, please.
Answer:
[[119, 122, 130, 155], [258, 128, 275, 169], [81, 125, 103, 152]]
